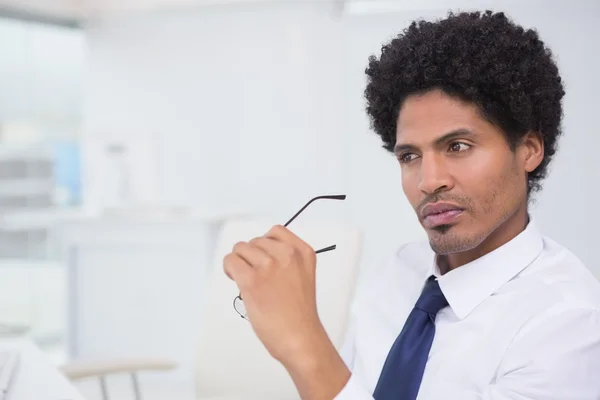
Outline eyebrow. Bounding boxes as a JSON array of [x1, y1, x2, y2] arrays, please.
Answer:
[[394, 128, 477, 156]]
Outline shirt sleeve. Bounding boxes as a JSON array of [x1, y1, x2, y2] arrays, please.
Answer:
[[334, 373, 376, 400], [334, 329, 373, 400], [333, 250, 404, 400], [333, 306, 376, 399], [447, 306, 600, 400]]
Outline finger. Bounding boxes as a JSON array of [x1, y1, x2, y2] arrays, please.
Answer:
[[265, 224, 301, 244], [223, 253, 254, 288], [265, 225, 314, 258], [250, 236, 295, 263], [232, 240, 274, 269]]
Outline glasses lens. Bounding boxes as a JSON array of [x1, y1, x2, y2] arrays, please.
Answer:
[[233, 296, 248, 320]]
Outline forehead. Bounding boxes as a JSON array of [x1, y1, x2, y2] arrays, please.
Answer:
[[396, 90, 490, 144]]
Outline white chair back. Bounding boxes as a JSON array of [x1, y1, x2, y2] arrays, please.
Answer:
[[195, 217, 362, 399]]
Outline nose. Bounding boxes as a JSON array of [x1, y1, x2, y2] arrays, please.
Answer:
[[418, 153, 454, 195]]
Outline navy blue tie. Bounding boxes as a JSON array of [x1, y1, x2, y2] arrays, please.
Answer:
[[373, 276, 448, 400]]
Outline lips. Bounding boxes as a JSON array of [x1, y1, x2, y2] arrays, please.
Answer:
[[420, 202, 464, 228]]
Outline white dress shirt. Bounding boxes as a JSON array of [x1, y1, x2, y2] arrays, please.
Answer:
[[335, 221, 600, 399]]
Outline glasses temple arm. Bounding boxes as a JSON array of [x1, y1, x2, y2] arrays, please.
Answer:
[[284, 195, 346, 227]]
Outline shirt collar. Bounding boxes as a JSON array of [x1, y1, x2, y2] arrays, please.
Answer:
[[427, 219, 544, 320]]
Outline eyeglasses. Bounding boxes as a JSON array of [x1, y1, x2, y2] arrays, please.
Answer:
[[233, 194, 347, 320]]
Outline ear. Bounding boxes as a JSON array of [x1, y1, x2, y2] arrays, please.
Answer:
[[519, 131, 544, 173]]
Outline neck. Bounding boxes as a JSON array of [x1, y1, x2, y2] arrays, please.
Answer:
[[443, 205, 529, 272]]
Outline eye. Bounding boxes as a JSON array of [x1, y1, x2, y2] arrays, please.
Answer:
[[449, 142, 471, 152], [398, 153, 419, 164]]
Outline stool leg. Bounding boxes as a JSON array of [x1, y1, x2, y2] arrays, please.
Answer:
[[99, 375, 110, 400], [131, 372, 142, 400]]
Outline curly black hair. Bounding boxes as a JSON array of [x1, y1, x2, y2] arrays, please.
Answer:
[[364, 10, 565, 194]]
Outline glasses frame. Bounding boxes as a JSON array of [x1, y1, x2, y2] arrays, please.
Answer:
[[233, 194, 346, 320]]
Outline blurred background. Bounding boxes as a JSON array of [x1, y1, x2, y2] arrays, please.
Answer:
[[0, 0, 598, 398]]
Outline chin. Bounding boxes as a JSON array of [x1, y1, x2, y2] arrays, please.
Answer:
[[427, 224, 483, 255]]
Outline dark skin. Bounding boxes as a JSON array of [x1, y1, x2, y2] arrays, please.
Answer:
[[223, 88, 545, 399], [395, 89, 544, 271]]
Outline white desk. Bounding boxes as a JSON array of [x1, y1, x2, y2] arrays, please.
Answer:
[[0, 339, 84, 400]]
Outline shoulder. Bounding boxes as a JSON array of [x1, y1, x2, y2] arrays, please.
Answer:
[[482, 235, 600, 397], [504, 235, 600, 358], [518, 235, 600, 313], [497, 301, 600, 398]]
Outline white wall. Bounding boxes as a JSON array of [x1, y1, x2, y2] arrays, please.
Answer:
[[82, 3, 348, 217], [83, 0, 600, 268], [79, 0, 600, 389]]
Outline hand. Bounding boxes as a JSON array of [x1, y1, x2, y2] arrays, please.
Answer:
[[223, 224, 324, 367], [223, 224, 351, 399]]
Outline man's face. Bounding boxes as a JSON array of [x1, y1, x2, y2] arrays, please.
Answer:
[[395, 89, 540, 255]]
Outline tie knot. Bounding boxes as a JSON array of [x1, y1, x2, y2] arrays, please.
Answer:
[[415, 277, 448, 315]]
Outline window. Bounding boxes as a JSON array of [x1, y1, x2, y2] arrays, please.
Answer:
[[0, 16, 84, 363]]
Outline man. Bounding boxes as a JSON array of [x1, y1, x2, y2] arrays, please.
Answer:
[[223, 10, 600, 400]]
